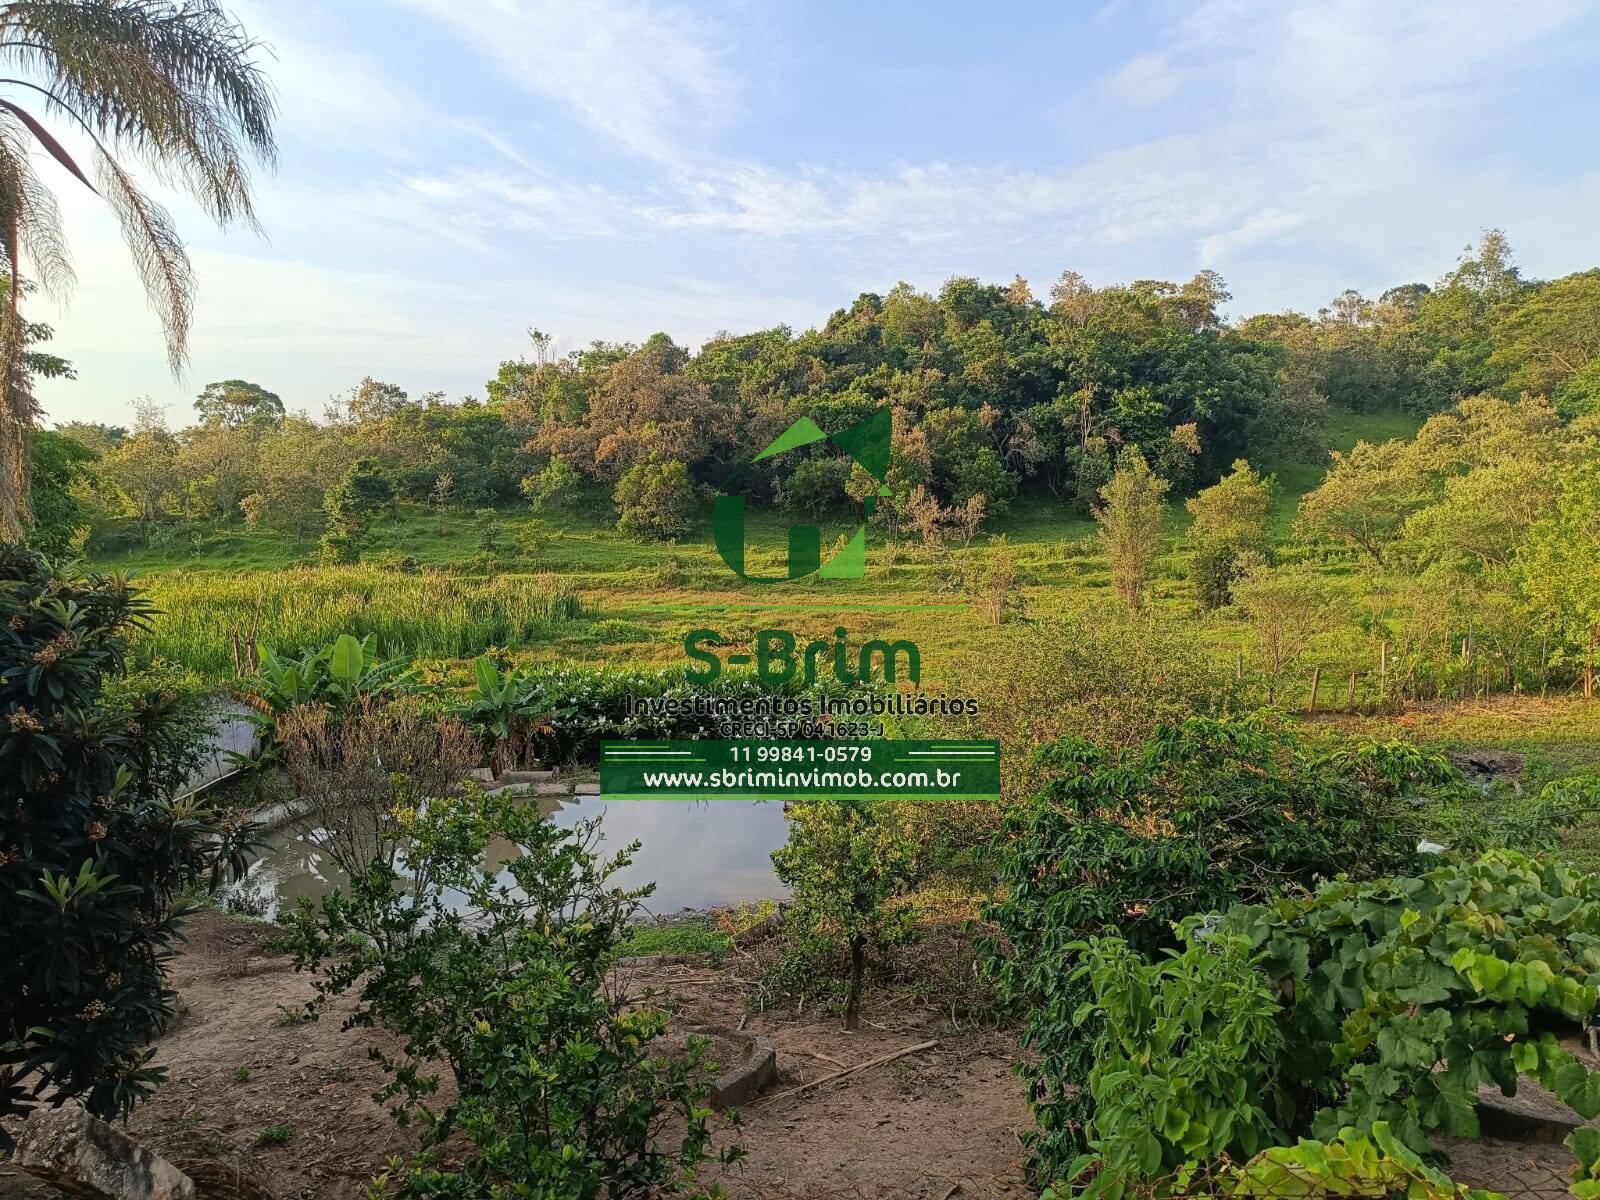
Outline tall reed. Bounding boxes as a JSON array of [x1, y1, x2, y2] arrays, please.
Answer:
[[134, 566, 587, 678]]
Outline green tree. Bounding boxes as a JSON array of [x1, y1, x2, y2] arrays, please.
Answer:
[[54, 421, 125, 456], [1094, 447, 1169, 611], [1517, 462, 1600, 685], [325, 455, 393, 523], [1187, 458, 1274, 609], [0, 0, 276, 542], [26, 427, 96, 553], [320, 456, 392, 563], [1296, 438, 1426, 564], [613, 457, 697, 540], [1, 548, 253, 1138], [194, 378, 282, 429], [520, 456, 583, 513], [98, 426, 178, 533], [337, 376, 409, 423], [771, 797, 916, 1030]]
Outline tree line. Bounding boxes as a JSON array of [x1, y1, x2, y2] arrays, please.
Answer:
[[25, 230, 1600, 554]]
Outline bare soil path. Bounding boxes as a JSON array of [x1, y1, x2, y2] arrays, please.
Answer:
[[1, 911, 1030, 1199]]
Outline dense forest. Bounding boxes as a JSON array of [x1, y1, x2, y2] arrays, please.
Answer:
[[30, 230, 1600, 554]]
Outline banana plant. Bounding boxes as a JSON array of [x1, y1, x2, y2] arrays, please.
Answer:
[[464, 656, 522, 777], [459, 656, 558, 777], [235, 633, 417, 777]]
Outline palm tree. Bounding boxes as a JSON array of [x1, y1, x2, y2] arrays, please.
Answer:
[[0, 0, 275, 542]]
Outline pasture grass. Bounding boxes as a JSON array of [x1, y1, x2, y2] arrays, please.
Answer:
[[94, 408, 1435, 698]]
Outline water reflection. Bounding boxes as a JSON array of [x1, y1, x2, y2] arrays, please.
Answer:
[[231, 793, 790, 919]]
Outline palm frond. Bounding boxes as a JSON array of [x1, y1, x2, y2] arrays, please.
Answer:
[[0, 0, 277, 226], [93, 147, 192, 373], [0, 112, 72, 298]]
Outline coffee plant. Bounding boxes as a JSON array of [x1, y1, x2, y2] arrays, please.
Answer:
[[0, 546, 255, 1141]]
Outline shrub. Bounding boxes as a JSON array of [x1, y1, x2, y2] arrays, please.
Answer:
[[278, 783, 741, 1199], [277, 697, 481, 876], [1055, 853, 1600, 1196], [473, 506, 506, 558], [324, 455, 393, 523], [981, 713, 1452, 1182], [777, 455, 852, 517], [1190, 538, 1251, 611], [1229, 560, 1343, 701], [614, 457, 697, 540], [1217, 851, 1600, 1154], [1094, 446, 1169, 611], [771, 797, 918, 1029], [0, 547, 254, 1141], [451, 662, 859, 767], [1186, 458, 1275, 610], [1066, 934, 1288, 1191], [963, 610, 1239, 799], [521, 457, 584, 513]]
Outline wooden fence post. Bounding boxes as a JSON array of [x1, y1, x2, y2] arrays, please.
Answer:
[[1307, 666, 1322, 715], [1348, 671, 1358, 710]]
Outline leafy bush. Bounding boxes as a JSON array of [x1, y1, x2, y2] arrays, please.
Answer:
[[1062, 934, 1288, 1193], [521, 457, 583, 513], [452, 661, 859, 766], [1186, 459, 1274, 610], [1050, 853, 1600, 1196], [964, 611, 1240, 799], [777, 455, 852, 517], [279, 782, 740, 1199], [1222, 1123, 1499, 1200], [0, 547, 254, 1141], [981, 714, 1450, 1181], [1217, 851, 1600, 1153], [614, 457, 697, 540], [771, 797, 918, 1029]]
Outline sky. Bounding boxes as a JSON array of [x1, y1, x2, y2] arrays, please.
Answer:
[[29, 0, 1600, 428]]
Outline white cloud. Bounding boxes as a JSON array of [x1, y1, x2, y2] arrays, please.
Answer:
[[1104, 53, 1185, 106], [393, 0, 742, 162]]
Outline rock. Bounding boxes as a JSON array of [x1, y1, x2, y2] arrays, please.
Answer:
[[573, 782, 600, 796], [1448, 748, 1525, 794], [12, 1103, 196, 1199]]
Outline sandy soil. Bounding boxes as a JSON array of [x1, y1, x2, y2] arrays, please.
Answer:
[[1, 911, 1031, 1200]]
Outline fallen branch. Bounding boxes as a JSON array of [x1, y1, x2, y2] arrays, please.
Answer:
[[762, 1039, 938, 1105], [792, 1047, 847, 1069]]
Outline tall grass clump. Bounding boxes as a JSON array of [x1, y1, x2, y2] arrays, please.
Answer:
[[133, 567, 587, 677], [527, 572, 583, 623]]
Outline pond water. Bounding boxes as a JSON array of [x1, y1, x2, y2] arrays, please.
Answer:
[[229, 795, 790, 920]]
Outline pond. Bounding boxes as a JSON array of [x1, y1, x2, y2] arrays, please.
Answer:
[[227, 794, 790, 920]]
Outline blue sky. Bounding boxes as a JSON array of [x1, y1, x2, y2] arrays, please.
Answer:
[[34, 0, 1600, 427]]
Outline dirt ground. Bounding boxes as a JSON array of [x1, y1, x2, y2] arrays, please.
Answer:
[[4, 908, 1587, 1200], [0, 910, 1031, 1200]]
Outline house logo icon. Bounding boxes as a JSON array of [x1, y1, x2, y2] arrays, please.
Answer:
[[711, 407, 892, 583]]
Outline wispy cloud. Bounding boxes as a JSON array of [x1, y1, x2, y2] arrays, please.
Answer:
[[393, 0, 742, 162]]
